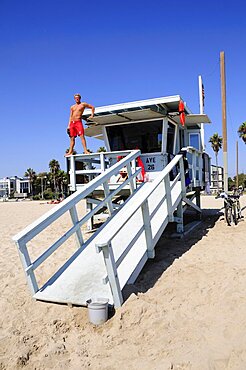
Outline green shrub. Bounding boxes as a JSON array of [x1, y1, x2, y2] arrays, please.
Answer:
[[43, 189, 54, 200]]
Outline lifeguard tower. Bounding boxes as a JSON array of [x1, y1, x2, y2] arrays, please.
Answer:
[[67, 95, 211, 225], [13, 94, 211, 308]]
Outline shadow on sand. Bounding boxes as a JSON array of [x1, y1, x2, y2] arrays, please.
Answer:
[[123, 208, 223, 299]]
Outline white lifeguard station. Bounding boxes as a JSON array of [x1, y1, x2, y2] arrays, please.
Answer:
[[13, 94, 211, 308]]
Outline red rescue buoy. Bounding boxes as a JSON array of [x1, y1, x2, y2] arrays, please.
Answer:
[[136, 156, 146, 182], [178, 100, 185, 126]]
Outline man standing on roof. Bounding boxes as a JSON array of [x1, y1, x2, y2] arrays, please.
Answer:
[[65, 94, 95, 156]]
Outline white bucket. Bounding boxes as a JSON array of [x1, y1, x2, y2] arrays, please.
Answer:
[[86, 298, 109, 325]]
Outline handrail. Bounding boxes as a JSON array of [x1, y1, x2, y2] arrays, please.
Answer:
[[96, 154, 184, 247], [12, 150, 141, 295], [25, 168, 142, 276], [96, 153, 186, 306], [67, 150, 137, 190], [181, 146, 203, 187], [12, 150, 190, 307], [13, 150, 140, 244]]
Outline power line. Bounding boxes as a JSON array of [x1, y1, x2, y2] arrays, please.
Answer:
[[203, 59, 220, 79], [227, 104, 238, 142]]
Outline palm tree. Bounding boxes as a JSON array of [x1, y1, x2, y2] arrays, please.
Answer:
[[57, 170, 68, 198], [49, 159, 60, 194], [209, 133, 223, 191], [36, 172, 48, 199], [238, 122, 246, 144], [65, 148, 77, 155], [97, 146, 107, 152], [24, 168, 36, 196]]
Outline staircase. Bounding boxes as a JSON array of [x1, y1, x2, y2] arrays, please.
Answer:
[[13, 150, 199, 307]]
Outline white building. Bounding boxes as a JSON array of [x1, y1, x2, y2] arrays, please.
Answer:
[[0, 176, 31, 198], [210, 165, 224, 192]]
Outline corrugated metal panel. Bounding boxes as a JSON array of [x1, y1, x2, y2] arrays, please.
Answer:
[[87, 108, 164, 125], [84, 125, 103, 138], [172, 114, 211, 125], [83, 95, 182, 117], [120, 109, 164, 120], [87, 114, 129, 125]]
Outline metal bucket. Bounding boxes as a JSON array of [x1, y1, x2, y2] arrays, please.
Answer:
[[86, 298, 109, 325]]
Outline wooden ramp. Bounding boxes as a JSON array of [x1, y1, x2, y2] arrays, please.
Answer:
[[13, 152, 188, 307], [34, 235, 114, 305], [34, 179, 182, 307]]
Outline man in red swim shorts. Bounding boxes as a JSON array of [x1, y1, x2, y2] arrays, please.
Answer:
[[65, 94, 95, 156]]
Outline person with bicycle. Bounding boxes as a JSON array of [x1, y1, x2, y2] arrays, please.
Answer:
[[216, 188, 243, 226]]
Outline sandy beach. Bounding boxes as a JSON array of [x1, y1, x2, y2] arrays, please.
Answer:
[[0, 196, 246, 370]]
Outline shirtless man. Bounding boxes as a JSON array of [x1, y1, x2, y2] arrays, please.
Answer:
[[65, 94, 95, 156]]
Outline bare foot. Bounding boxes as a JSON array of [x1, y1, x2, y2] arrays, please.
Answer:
[[64, 152, 72, 157], [84, 150, 90, 154]]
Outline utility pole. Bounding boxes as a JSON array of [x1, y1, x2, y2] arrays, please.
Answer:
[[220, 51, 228, 192], [198, 75, 205, 151], [236, 140, 239, 188], [41, 176, 44, 200]]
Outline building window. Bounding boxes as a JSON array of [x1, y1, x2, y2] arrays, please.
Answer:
[[166, 122, 176, 154], [189, 133, 200, 150], [20, 182, 29, 192], [179, 129, 184, 150], [106, 120, 163, 153]]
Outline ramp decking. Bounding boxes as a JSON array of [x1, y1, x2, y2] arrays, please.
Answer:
[[13, 152, 193, 307]]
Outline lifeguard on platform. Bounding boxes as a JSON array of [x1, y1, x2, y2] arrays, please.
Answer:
[[65, 94, 95, 156]]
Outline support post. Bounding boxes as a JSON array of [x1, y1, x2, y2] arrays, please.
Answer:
[[126, 163, 134, 194], [102, 181, 114, 216], [96, 242, 123, 308], [192, 151, 196, 187], [198, 153, 203, 186], [69, 156, 76, 191], [176, 200, 184, 234], [131, 159, 137, 189], [195, 187, 201, 208], [141, 200, 154, 258], [164, 175, 173, 222], [195, 187, 201, 220], [16, 241, 39, 295], [69, 205, 84, 249], [100, 153, 106, 172], [87, 160, 93, 182], [179, 157, 186, 197], [86, 199, 94, 231]]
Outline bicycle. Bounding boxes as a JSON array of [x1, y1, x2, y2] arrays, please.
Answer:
[[216, 191, 243, 226]]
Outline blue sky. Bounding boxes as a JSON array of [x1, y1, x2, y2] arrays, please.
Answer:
[[0, 0, 245, 178]]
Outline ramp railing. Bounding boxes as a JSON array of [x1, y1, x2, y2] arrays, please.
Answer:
[[12, 150, 141, 295], [96, 154, 186, 307], [67, 150, 139, 191], [182, 146, 203, 187]]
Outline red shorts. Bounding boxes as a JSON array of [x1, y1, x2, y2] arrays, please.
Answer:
[[69, 120, 84, 137]]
